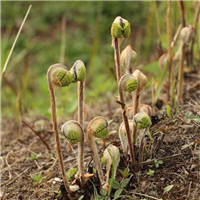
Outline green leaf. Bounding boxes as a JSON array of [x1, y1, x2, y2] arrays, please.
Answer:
[[147, 169, 155, 177], [164, 184, 174, 193], [100, 189, 107, 196], [78, 195, 84, 200], [185, 111, 192, 117], [66, 168, 78, 180], [121, 178, 130, 188], [108, 119, 114, 125], [158, 160, 163, 164], [190, 116, 200, 123], [123, 168, 129, 177], [97, 196, 106, 200], [114, 188, 123, 199], [155, 163, 159, 168], [166, 105, 172, 118], [31, 175, 37, 182], [112, 179, 121, 189], [184, 111, 192, 123], [27, 153, 37, 161], [118, 168, 129, 178], [38, 172, 42, 178], [118, 169, 124, 176]]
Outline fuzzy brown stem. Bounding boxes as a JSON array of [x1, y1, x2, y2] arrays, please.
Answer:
[[114, 38, 121, 82], [171, 24, 182, 50], [87, 132, 105, 186], [151, 79, 156, 116], [132, 90, 140, 146], [177, 42, 185, 102], [179, 1, 186, 27], [47, 69, 71, 194], [139, 128, 148, 163], [78, 81, 85, 184], [102, 139, 106, 150], [78, 81, 84, 128], [119, 87, 135, 163], [114, 38, 135, 163], [22, 120, 51, 151]]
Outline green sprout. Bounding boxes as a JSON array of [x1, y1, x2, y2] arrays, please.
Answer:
[[154, 159, 163, 168], [147, 169, 155, 177], [31, 172, 45, 187], [27, 153, 41, 161]]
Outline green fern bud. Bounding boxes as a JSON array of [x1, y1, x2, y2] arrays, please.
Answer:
[[111, 16, 131, 39], [50, 64, 72, 87], [132, 70, 147, 93], [134, 112, 152, 129], [120, 45, 137, 70], [119, 74, 139, 93], [87, 116, 109, 139], [70, 60, 86, 83], [61, 120, 83, 144]]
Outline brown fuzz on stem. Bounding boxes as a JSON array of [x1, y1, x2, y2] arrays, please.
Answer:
[[177, 26, 194, 102], [61, 120, 85, 185], [111, 16, 135, 163], [120, 45, 137, 74], [87, 116, 109, 186], [71, 60, 86, 185], [47, 64, 72, 195], [101, 144, 120, 189], [132, 70, 147, 146]]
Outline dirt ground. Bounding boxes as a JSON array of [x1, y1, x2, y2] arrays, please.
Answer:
[[1, 71, 200, 200]]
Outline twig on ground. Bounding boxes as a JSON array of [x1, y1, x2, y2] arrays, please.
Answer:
[[168, 172, 186, 184], [2, 167, 30, 187], [132, 153, 181, 167], [131, 191, 161, 200], [5, 151, 13, 179], [22, 120, 51, 151]]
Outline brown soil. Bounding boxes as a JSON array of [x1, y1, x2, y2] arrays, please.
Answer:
[[1, 71, 200, 200]]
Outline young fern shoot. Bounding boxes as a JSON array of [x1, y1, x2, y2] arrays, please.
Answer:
[[132, 70, 147, 146], [119, 120, 134, 156], [133, 112, 152, 162], [177, 25, 194, 102], [140, 104, 152, 118], [70, 60, 86, 185], [101, 144, 120, 191], [111, 16, 131, 82], [70, 60, 86, 128], [118, 74, 138, 162], [120, 45, 137, 74], [61, 120, 85, 185], [87, 116, 109, 187], [111, 17, 136, 163], [47, 64, 72, 194]]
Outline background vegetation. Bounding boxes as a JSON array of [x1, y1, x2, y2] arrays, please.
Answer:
[[1, 1, 199, 121]]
